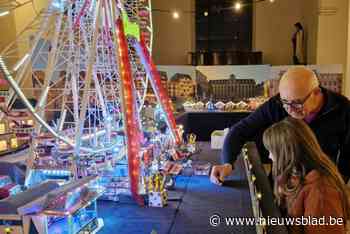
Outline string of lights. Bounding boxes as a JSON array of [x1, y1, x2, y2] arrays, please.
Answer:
[[152, 0, 276, 20], [152, 8, 195, 20], [233, 0, 275, 11]]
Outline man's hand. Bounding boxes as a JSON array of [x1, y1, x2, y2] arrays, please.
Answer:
[[210, 163, 233, 185]]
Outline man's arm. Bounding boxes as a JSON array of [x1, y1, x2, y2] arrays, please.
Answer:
[[221, 97, 282, 166]]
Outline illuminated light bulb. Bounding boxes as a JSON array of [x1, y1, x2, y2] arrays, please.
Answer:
[[172, 11, 179, 19], [0, 11, 9, 17], [204, 11, 208, 17], [234, 2, 242, 11], [256, 192, 262, 200]]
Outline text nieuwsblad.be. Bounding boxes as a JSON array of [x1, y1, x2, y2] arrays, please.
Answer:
[[224, 216, 344, 226]]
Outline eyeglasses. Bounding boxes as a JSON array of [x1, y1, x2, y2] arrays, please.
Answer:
[[280, 90, 314, 110]]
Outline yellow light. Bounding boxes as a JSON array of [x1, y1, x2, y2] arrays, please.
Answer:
[[251, 175, 256, 182], [204, 11, 208, 17], [269, 0, 275, 2], [256, 192, 262, 200], [0, 123, 5, 134], [172, 11, 179, 19], [234, 2, 242, 11], [0, 140, 7, 151], [11, 138, 18, 148]]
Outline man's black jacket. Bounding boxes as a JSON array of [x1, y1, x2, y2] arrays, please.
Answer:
[[222, 88, 350, 178]]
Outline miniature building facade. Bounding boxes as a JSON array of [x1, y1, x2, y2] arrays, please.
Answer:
[[317, 73, 342, 93], [267, 70, 343, 97], [0, 72, 9, 105], [0, 116, 31, 154], [209, 76, 256, 102], [168, 74, 196, 100], [158, 71, 168, 92], [195, 70, 211, 99]]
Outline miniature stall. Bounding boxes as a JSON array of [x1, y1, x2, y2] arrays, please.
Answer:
[[0, 176, 103, 234]]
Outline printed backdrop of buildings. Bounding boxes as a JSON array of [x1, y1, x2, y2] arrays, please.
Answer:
[[156, 64, 343, 103], [0, 64, 343, 110]]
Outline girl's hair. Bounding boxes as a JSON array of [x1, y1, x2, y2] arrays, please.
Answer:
[[263, 117, 349, 219]]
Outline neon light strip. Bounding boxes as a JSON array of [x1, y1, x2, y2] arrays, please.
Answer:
[[115, 18, 143, 205], [134, 38, 180, 144], [120, 7, 179, 143]]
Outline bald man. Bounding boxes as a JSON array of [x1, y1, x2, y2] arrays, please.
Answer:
[[210, 67, 350, 185]]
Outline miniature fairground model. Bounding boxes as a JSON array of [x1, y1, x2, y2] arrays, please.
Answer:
[[0, 0, 182, 208]]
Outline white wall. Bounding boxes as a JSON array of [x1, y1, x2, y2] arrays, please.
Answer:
[[0, 0, 48, 54], [302, 0, 319, 64], [253, 0, 303, 65], [152, 0, 195, 65], [316, 0, 349, 98], [316, 0, 349, 67], [253, 0, 320, 66], [0, 12, 17, 52]]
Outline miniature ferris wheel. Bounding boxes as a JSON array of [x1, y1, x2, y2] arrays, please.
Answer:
[[0, 0, 180, 203]]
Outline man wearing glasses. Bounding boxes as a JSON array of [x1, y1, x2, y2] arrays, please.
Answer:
[[210, 67, 350, 184]]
